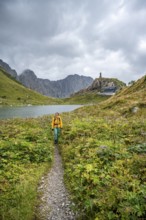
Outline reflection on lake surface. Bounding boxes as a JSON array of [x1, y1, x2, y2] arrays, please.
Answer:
[[0, 105, 82, 119]]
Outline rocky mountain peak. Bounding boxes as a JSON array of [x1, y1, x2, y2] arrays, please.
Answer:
[[0, 59, 18, 79], [21, 69, 37, 79], [19, 69, 38, 89]]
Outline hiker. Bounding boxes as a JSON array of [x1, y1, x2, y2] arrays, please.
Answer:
[[52, 112, 63, 144]]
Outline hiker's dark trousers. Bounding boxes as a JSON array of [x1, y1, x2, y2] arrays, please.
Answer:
[[54, 127, 60, 143]]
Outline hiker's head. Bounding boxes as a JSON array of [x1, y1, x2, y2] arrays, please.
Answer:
[[55, 112, 59, 117]]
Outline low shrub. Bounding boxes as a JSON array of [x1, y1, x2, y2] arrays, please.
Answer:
[[0, 116, 53, 220], [60, 113, 146, 219]]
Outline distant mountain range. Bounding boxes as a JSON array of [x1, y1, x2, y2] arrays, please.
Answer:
[[0, 59, 93, 98], [0, 59, 126, 98], [19, 70, 93, 98]]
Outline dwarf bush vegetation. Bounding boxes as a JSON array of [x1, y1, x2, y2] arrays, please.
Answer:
[[0, 116, 53, 220], [60, 111, 146, 220]]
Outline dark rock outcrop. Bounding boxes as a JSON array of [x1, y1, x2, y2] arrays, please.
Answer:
[[74, 76, 126, 95]]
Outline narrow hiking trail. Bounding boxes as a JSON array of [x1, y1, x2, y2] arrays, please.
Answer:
[[37, 146, 77, 220]]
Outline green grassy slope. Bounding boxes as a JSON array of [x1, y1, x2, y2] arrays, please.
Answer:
[[1, 75, 146, 220], [0, 68, 62, 106], [98, 74, 146, 115], [59, 75, 146, 219], [117, 75, 146, 95], [63, 91, 110, 104]]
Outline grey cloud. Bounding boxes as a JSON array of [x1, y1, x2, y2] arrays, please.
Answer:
[[0, 0, 146, 83], [126, 0, 146, 11], [93, 2, 146, 74]]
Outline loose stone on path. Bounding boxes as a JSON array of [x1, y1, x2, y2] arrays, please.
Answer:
[[37, 146, 76, 220]]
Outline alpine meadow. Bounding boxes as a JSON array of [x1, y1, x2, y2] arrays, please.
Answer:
[[1, 0, 146, 218], [59, 75, 146, 219], [0, 74, 146, 219]]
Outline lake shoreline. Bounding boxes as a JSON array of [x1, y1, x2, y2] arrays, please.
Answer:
[[0, 105, 83, 120]]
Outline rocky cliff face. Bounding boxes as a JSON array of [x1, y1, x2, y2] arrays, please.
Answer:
[[88, 77, 126, 91], [0, 59, 18, 79], [19, 70, 93, 98], [19, 69, 40, 90], [75, 77, 126, 95]]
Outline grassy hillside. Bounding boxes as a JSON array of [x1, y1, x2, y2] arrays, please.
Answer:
[[63, 91, 109, 104], [117, 75, 146, 95], [59, 75, 146, 219], [1, 75, 146, 220], [98, 74, 146, 115], [0, 68, 62, 106]]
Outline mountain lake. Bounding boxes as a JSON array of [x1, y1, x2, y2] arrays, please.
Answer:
[[0, 105, 82, 119]]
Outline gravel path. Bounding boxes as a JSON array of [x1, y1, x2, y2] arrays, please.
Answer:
[[37, 146, 76, 220]]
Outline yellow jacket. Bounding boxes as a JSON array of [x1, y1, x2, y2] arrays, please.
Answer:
[[52, 115, 63, 129]]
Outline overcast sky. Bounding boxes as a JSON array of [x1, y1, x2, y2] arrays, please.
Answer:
[[0, 0, 146, 83]]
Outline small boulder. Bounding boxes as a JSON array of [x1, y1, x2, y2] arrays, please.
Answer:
[[132, 106, 140, 113]]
